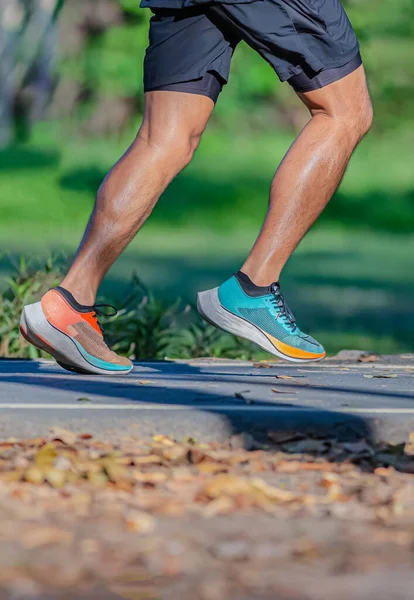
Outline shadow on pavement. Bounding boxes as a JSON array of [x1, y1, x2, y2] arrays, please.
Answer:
[[0, 360, 381, 446]]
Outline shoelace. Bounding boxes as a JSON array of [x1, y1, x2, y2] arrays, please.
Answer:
[[90, 303, 118, 333], [270, 282, 297, 333]]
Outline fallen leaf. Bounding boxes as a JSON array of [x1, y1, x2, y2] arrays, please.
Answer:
[[79, 433, 93, 440], [24, 466, 45, 485], [153, 435, 175, 446], [271, 388, 297, 394], [25, 437, 47, 447], [283, 439, 329, 454], [374, 467, 394, 477], [234, 391, 251, 400], [275, 375, 304, 380], [0, 442, 16, 452], [198, 462, 228, 475], [342, 441, 374, 457], [170, 467, 194, 482], [384, 442, 406, 455], [45, 468, 66, 488], [0, 469, 24, 482], [320, 473, 339, 488], [250, 478, 298, 503], [184, 436, 198, 445], [268, 430, 305, 444], [202, 496, 235, 518], [375, 453, 403, 469], [392, 484, 414, 514], [21, 527, 73, 549], [229, 433, 255, 450], [364, 374, 398, 379], [35, 444, 57, 468], [188, 448, 207, 464], [133, 470, 167, 484], [125, 511, 157, 534], [114, 456, 133, 466], [292, 538, 321, 559], [139, 380, 155, 385], [49, 427, 77, 446], [253, 362, 272, 368], [77, 397, 91, 402], [104, 461, 133, 485], [404, 432, 414, 456], [359, 354, 377, 363], [162, 445, 189, 465], [87, 471, 108, 486], [53, 455, 72, 470], [200, 474, 252, 499], [279, 460, 336, 472], [133, 454, 163, 465]]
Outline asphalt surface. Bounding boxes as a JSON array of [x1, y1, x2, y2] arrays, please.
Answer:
[[0, 356, 413, 443]]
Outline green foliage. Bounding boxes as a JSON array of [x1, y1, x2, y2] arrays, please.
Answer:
[[0, 257, 264, 361], [100, 274, 262, 360], [0, 257, 63, 358], [54, 0, 414, 133], [119, 0, 142, 16]]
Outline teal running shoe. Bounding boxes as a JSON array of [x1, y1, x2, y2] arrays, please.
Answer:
[[197, 272, 325, 363]]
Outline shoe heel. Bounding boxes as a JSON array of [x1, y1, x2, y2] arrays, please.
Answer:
[[20, 304, 59, 356], [197, 288, 244, 336]]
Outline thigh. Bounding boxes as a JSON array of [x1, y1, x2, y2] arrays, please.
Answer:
[[297, 64, 371, 119], [144, 7, 239, 93], [140, 89, 215, 147]]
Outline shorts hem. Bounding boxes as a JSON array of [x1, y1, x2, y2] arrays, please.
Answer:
[[277, 47, 361, 83], [144, 69, 229, 91], [145, 86, 215, 99]]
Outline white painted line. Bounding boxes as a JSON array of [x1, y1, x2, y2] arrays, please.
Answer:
[[0, 404, 414, 415]]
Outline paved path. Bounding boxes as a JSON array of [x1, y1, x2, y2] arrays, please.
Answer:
[[0, 357, 413, 443]]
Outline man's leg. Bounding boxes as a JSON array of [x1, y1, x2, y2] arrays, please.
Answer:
[[198, 65, 372, 362], [61, 91, 214, 305], [241, 64, 373, 285], [21, 90, 215, 374]]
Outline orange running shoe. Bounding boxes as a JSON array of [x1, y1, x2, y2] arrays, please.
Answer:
[[20, 287, 133, 375]]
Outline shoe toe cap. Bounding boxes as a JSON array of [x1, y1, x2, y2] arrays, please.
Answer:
[[299, 334, 325, 356]]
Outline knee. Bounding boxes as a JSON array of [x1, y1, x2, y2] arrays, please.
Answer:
[[176, 130, 203, 167], [335, 97, 373, 143], [137, 125, 203, 169], [353, 98, 374, 139]]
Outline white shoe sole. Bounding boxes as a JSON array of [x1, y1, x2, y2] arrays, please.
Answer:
[[197, 287, 325, 364], [20, 302, 133, 375]]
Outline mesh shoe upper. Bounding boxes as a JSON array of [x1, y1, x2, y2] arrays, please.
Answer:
[[218, 276, 325, 357], [41, 289, 132, 368]]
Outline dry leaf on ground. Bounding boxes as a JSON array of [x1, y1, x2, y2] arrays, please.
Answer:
[[49, 427, 77, 446], [359, 354, 377, 363]]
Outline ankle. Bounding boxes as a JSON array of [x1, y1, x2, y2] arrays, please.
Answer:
[[239, 267, 280, 288], [58, 279, 96, 307]]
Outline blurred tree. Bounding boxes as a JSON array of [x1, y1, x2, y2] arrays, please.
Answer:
[[0, 0, 62, 145], [2, 0, 413, 141]]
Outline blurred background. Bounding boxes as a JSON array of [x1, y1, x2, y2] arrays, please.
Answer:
[[0, 0, 413, 358]]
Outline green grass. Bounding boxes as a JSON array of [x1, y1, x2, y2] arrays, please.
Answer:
[[1, 122, 413, 356]]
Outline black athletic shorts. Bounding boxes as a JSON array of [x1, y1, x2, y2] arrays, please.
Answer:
[[142, 0, 362, 100]]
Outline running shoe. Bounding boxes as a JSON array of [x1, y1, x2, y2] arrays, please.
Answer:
[[20, 287, 133, 375], [197, 273, 325, 362]]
